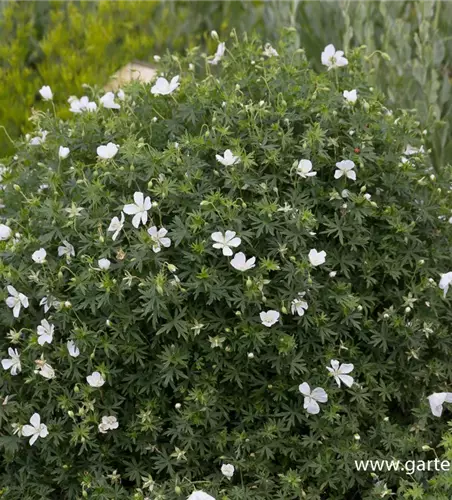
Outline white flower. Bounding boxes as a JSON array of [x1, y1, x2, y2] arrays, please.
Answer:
[[221, 463, 235, 478], [37, 319, 54, 346], [211, 230, 241, 256], [32, 248, 46, 264], [123, 192, 152, 228], [100, 91, 121, 109], [404, 145, 424, 156], [428, 392, 452, 417], [308, 249, 326, 266], [321, 44, 348, 70], [326, 359, 354, 387], [343, 89, 358, 103], [40, 296, 60, 313], [439, 272, 452, 297], [260, 310, 280, 327], [208, 42, 226, 65], [151, 76, 180, 96], [117, 89, 125, 101], [97, 142, 119, 160], [67, 340, 80, 358], [69, 96, 97, 113], [39, 86, 53, 101], [22, 413, 48, 446], [6, 285, 29, 318], [58, 240, 75, 258], [187, 492, 216, 500], [263, 43, 278, 57], [108, 212, 125, 240], [98, 415, 119, 433], [298, 382, 328, 414], [1, 348, 21, 375], [35, 361, 55, 379], [230, 252, 256, 271], [59, 146, 70, 159], [215, 149, 240, 166], [296, 159, 317, 179], [29, 130, 48, 146], [291, 293, 308, 316], [0, 224, 12, 240], [329, 271, 337, 278], [335, 160, 356, 180], [98, 258, 111, 270], [147, 226, 171, 253], [87, 371, 105, 387]]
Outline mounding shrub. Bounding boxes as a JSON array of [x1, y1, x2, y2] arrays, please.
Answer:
[[1, 32, 452, 499]]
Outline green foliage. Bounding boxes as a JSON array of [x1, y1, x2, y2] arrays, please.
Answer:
[[1, 1, 451, 169], [1, 32, 452, 499]]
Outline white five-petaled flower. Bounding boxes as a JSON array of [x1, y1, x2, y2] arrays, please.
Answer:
[[230, 252, 256, 272], [291, 293, 308, 316], [147, 226, 171, 253], [35, 361, 55, 379], [98, 258, 111, 270], [6, 285, 29, 318], [404, 145, 424, 156], [326, 359, 354, 387], [299, 382, 328, 414], [263, 43, 278, 57], [335, 160, 356, 181], [123, 192, 152, 228], [1, 348, 21, 375], [37, 319, 54, 346], [308, 249, 326, 267], [221, 463, 235, 479], [211, 230, 241, 256], [343, 89, 358, 103], [187, 492, 216, 500], [32, 248, 46, 264], [260, 310, 280, 327], [87, 371, 105, 387], [39, 85, 53, 101], [40, 296, 60, 313], [0, 224, 12, 241], [22, 413, 48, 446], [428, 392, 452, 417], [321, 44, 348, 70], [29, 130, 48, 146], [439, 272, 452, 297], [296, 159, 317, 179], [108, 212, 125, 240], [100, 91, 121, 109], [58, 146, 70, 159], [97, 142, 119, 160], [69, 95, 97, 113], [98, 415, 119, 433], [67, 340, 80, 358], [208, 42, 226, 65], [151, 75, 180, 96], [215, 149, 240, 167], [58, 240, 75, 258]]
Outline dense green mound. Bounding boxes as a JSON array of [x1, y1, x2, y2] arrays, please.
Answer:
[[1, 33, 452, 500]]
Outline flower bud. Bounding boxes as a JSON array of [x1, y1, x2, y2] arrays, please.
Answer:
[[247, 352, 254, 359], [175, 403, 181, 409], [405, 307, 411, 314], [210, 30, 219, 41], [246, 278, 252, 288], [281, 306, 288, 314], [168, 264, 177, 273]]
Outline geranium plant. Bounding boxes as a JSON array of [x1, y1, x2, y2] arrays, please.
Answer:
[[1, 32, 452, 499]]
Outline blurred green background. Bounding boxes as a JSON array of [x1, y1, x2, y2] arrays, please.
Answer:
[[0, 1, 451, 167]]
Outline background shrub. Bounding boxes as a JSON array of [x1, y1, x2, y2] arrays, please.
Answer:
[[1, 32, 452, 499], [0, 1, 451, 168]]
